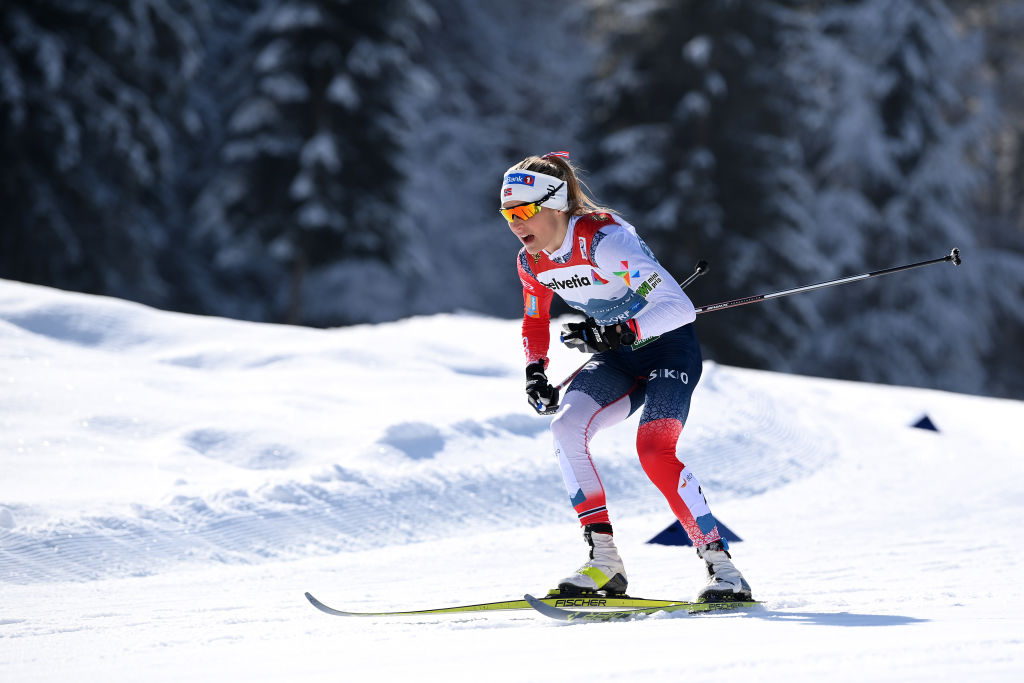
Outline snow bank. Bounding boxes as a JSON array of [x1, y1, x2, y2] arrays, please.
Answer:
[[2, 279, 1022, 682]]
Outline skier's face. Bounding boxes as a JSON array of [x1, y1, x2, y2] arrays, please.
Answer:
[[503, 202, 567, 256]]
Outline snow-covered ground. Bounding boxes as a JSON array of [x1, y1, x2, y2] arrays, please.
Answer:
[[1, 279, 1022, 681]]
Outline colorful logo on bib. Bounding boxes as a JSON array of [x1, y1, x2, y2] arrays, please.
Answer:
[[635, 271, 662, 298], [591, 269, 609, 285], [613, 261, 640, 287]]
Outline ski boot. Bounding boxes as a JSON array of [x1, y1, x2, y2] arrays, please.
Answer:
[[554, 523, 628, 596], [696, 540, 753, 602]]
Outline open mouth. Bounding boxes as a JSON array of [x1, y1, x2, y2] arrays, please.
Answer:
[[521, 234, 536, 246]]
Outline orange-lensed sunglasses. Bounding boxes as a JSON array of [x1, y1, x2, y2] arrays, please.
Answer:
[[499, 181, 565, 223], [499, 201, 543, 223]]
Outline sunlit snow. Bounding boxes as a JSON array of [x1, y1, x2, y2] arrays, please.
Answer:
[[1, 279, 1021, 681]]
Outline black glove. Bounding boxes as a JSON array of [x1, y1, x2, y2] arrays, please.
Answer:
[[560, 318, 637, 353], [525, 360, 560, 415]]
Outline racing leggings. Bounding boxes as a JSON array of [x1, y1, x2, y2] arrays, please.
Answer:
[[549, 324, 724, 548]]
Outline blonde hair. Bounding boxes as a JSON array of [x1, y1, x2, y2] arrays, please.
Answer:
[[509, 154, 616, 217]]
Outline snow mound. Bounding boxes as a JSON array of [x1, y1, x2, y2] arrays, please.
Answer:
[[1, 280, 846, 583]]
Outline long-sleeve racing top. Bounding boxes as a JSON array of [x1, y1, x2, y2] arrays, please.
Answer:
[[518, 212, 696, 365]]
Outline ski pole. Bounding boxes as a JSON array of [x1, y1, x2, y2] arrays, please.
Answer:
[[693, 248, 961, 315], [550, 248, 960, 396], [678, 259, 709, 290], [552, 260, 709, 392]]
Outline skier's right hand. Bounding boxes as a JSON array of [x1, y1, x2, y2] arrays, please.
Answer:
[[525, 360, 559, 415], [561, 317, 636, 353]]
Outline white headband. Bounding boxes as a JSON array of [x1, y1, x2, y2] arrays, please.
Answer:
[[500, 169, 569, 211]]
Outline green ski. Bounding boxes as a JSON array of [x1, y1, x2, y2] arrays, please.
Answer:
[[304, 591, 693, 617], [523, 593, 760, 622]]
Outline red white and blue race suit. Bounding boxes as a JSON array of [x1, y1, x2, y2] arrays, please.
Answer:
[[519, 211, 726, 548]]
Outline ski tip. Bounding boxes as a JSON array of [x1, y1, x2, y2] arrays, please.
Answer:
[[305, 591, 329, 611], [304, 591, 355, 616], [524, 594, 573, 621]]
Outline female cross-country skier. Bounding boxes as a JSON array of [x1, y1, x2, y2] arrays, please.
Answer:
[[500, 151, 753, 602]]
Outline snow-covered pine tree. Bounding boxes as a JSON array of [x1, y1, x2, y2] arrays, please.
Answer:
[[583, 0, 822, 370], [165, 0, 265, 316], [794, 0, 996, 394], [397, 0, 592, 320], [194, 0, 433, 325], [0, 0, 204, 307], [946, 0, 1024, 397]]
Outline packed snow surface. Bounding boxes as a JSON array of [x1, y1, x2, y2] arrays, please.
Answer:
[[1, 279, 1022, 681]]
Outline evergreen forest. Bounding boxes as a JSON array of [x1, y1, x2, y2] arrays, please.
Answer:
[[3, 0, 1023, 398]]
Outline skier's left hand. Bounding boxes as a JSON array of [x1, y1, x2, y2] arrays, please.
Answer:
[[561, 318, 636, 353]]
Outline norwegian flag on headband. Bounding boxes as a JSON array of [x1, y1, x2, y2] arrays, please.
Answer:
[[542, 151, 570, 159]]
